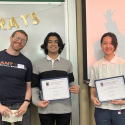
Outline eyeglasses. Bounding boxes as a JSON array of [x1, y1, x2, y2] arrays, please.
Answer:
[[14, 36, 27, 44]]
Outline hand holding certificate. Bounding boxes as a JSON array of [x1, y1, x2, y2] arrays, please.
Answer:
[[109, 99, 125, 105], [2, 110, 23, 123], [69, 86, 79, 94], [37, 100, 49, 108], [95, 75, 125, 102], [40, 77, 71, 101]]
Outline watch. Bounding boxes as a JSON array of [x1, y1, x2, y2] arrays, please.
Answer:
[[24, 99, 30, 103]]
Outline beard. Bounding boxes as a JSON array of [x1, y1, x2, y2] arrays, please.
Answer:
[[11, 41, 24, 51]]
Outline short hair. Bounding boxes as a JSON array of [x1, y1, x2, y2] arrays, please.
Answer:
[[41, 32, 65, 55], [100, 32, 118, 51], [11, 30, 28, 42]]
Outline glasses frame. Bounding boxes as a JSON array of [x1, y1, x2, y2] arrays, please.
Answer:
[[13, 36, 27, 44]]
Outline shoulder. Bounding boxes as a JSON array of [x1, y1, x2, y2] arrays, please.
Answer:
[[60, 57, 73, 69], [0, 50, 10, 58], [0, 50, 5, 53], [0, 50, 6, 55], [60, 57, 72, 65], [20, 53, 31, 63], [20, 53, 32, 67], [92, 58, 104, 68], [115, 56, 125, 64], [33, 57, 47, 66]]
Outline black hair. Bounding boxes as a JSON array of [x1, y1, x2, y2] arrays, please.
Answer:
[[100, 32, 118, 51], [41, 32, 65, 55]]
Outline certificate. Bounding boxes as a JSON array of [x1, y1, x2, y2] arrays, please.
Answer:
[[2, 110, 23, 123], [40, 77, 71, 101], [94, 75, 125, 102]]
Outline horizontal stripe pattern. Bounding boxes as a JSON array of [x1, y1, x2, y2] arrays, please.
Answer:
[[31, 56, 76, 114], [32, 70, 74, 88]]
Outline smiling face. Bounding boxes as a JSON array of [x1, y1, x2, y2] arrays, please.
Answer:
[[47, 36, 60, 55], [10, 32, 26, 52], [101, 36, 116, 56]]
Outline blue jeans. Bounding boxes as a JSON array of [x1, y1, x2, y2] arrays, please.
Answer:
[[94, 107, 125, 125], [0, 103, 31, 125]]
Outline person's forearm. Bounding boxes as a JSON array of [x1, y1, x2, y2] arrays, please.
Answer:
[[25, 82, 31, 100], [90, 87, 97, 98], [32, 87, 41, 106], [23, 82, 31, 106]]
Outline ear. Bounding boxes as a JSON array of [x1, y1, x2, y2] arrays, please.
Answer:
[[10, 37, 12, 42]]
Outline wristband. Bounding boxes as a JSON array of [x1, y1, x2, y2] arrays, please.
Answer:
[[24, 99, 30, 103]]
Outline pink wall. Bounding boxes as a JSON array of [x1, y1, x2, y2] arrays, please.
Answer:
[[86, 0, 125, 67]]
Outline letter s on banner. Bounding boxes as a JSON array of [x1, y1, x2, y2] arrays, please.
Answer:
[[31, 12, 39, 25]]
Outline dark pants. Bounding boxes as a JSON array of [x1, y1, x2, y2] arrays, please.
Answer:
[[39, 113, 71, 125], [0, 103, 31, 125], [95, 107, 125, 125]]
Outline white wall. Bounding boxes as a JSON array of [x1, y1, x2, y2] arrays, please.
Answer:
[[0, 1, 79, 125]]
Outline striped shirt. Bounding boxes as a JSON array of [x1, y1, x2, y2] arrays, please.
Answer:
[[31, 55, 76, 114]]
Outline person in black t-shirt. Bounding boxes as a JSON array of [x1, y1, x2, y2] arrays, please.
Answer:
[[0, 30, 49, 125]]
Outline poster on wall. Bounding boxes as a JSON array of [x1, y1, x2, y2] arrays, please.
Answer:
[[86, 0, 125, 79]]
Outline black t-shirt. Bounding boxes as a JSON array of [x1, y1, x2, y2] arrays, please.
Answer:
[[0, 50, 32, 104]]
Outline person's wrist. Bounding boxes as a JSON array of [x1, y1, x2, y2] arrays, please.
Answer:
[[24, 99, 30, 103], [122, 100, 125, 104], [91, 95, 95, 99], [0, 103, 3, 107], [24, 99, 30, 106], [37, 101, 41, 107]]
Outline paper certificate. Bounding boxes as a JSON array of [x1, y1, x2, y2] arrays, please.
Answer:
[[2, 110, 23, 123], [94, 75, 125, 102], [40, 77, 71, 101]]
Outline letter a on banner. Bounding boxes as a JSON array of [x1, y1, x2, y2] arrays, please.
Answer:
[[9, 17, 19, 29]]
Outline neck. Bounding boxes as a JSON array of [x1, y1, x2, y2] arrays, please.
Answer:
[[48, 53, 59, 59], [104, 53, 115, 62], [6, 46, 20, 56]]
